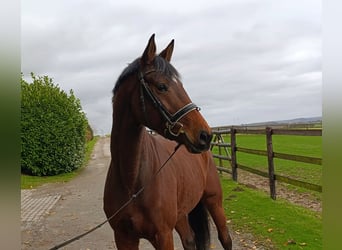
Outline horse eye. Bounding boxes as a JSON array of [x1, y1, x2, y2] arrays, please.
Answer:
[[156, 83, 168, 92]]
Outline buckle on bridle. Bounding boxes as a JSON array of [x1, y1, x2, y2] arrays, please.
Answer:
[[165, 122, 184, 137]]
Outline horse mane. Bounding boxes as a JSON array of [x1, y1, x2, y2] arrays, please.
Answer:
[[113, 56, 180, 95]]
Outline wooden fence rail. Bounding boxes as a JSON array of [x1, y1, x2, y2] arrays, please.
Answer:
[[210, 126, 322, 200]]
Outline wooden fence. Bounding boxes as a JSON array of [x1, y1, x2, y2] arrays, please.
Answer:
[[210, 126, 322, 200]]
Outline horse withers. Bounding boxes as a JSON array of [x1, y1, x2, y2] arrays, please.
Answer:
[[104, 34, 232, 250]]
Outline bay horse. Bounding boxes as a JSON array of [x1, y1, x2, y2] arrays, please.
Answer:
[[104, 34, 232, 250]]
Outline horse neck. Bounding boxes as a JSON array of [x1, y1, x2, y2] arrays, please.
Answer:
[[110, 97, 147, 194]]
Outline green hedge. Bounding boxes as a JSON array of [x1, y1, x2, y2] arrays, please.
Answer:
[[21, 73, 88, 176]]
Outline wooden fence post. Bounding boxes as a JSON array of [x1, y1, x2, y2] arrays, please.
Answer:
[[218, 137, 223, 171], [230, 127, 237, 181], [266, 127, 276, 200]]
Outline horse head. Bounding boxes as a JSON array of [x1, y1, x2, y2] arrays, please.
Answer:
[[134, 34, 212, 153]]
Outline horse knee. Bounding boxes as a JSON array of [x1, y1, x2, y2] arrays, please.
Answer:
[[175, 216, 196, 250], [182, 238, 196, 250], [154, 231, 174, 250]]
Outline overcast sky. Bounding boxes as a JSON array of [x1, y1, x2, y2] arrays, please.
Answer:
[[21, 0, 321, 135]]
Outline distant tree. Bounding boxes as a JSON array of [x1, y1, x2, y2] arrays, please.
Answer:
[[21, 73, 89, 176]]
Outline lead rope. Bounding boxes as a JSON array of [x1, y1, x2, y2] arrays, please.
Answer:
[[49, 143, 181, 250]]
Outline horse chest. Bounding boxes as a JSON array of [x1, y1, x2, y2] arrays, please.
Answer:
[[116, 209, 156, 238]]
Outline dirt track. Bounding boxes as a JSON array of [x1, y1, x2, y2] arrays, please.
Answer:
[[21, 137, 262, 249]]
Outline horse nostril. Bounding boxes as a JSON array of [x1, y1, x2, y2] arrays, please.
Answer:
[[199, 130, 212, 147]]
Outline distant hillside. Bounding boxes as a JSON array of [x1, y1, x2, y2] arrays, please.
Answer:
[[245, 116, 322, 126]]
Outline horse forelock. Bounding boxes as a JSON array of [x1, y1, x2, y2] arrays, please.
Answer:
[[153, 56, 180, 80], [112, 56, 180, 97]]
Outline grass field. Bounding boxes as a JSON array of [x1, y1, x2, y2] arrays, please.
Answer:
[[221, 176, 322, 249], [212, 133, 322, 188], [212, 132, 322, 248], [21, 136, 99, 189]]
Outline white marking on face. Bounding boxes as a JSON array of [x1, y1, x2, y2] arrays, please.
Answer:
[[172, 76, 178, 83]]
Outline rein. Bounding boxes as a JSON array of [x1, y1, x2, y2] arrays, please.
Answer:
[[138, 70, 200, 136], [49, 143, 181, 250]]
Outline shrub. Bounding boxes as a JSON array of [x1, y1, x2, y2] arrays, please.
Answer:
[[21, 73, 88, 176], [85, 123, 94, 142]]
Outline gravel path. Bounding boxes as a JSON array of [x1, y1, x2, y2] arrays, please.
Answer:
[[21, 137, 263, 249]]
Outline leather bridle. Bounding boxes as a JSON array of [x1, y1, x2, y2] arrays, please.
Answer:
[[138, 70, 200, 137]]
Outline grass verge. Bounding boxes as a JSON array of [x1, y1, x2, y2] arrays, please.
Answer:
[[21, 136, 99, 189], [212, 133, 322, 201], [221, 176, 322, 249]]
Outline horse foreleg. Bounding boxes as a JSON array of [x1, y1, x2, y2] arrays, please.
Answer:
[[204, 199, 232, 250], [114, 230, 139, 250], [175, 215, 196, 250], [152, 230, 174, 250]]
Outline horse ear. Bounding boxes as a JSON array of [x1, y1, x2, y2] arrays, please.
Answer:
[[159, 39, 174, 62], [141, 34, 156, 65]]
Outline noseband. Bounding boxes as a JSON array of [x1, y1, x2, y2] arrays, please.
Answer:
[[138, 70, 200, 137]]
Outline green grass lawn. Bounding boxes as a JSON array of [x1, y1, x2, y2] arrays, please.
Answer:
[[221, 176, 322, 249], [212, 133, 322, 187], [21, 136, 99, 189]]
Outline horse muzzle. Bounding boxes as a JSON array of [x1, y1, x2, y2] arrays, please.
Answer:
[[181, 130, 213, 154]]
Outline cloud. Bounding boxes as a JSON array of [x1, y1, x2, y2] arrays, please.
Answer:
[[21, 0, 321, 134]]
